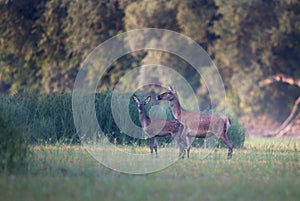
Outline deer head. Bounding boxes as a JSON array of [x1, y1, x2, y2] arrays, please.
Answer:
[[156, 86, 177, 101], [133, 95, 151, 114]]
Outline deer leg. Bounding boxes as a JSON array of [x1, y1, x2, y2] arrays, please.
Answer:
[[220, 133, 233, 159], [150, 137, 154, 156], [177, 140, 186, 159], [177, 132, 192, 159], [153, 137, 158, 158], [181, 127, 192, 158], [172, 132, 186, 159], [186, 136, 192, 158]]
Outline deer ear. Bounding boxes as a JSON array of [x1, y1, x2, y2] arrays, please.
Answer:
[[144, 96, 151, 104], [167, 85, 173, 91], [170, 85, 177, 94], [133, 95, 139, 103]]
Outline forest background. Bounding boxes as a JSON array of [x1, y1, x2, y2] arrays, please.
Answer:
[[0, 0, 299, 136]]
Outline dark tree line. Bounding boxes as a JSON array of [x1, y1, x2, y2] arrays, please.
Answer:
[[0, 0, 299, 120]]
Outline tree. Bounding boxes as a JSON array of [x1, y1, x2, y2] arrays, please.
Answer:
[[176, 0, 218, 107], [63, 0, 125, 92], [64, 0, 124, 64], [177, 0, 217, 48], [0, 0, 126, 94], [35, 0, 71, 94], [209, 0, 300, 117], [124, 0, 200, 94], [0, 0, 47, 94]]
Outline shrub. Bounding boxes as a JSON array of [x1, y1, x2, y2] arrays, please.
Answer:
[[0, 93, 245, 149], [226, 115, 246, 148], [0, 106, 31, 173]]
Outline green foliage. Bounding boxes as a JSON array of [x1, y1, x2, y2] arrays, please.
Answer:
[[0, 93, 176, 146], [210, 0, 300, 117], [0, 0, 300, 120], [0, 103, 31, 173], [0, 93, 77, 144], [0, 93, 246, 150], [0, 0, 45, 94], [226, 115, 246, 148], [177, 0, 216, 46], [124, 0, 178, 30]]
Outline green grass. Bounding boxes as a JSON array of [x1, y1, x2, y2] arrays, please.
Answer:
[[1, 138, 300, 201]]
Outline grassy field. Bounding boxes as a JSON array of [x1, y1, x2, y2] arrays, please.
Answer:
[[1, 138, 299, 201]]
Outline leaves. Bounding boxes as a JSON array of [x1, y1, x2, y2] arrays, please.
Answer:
[[0, 0, 299, 118]]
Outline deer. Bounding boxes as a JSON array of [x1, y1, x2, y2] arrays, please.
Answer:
[[156, 86, 233, 159], [132, 95, 186, 158]]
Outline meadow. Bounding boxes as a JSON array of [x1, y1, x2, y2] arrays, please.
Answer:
[[1, 137, 299, 201]]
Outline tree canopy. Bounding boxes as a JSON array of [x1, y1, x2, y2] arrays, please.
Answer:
[[0, 0, 299, 120]]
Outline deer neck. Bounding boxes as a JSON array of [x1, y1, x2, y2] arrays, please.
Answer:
[[139, 110, 150, 128], [170, 98, 182, 120]]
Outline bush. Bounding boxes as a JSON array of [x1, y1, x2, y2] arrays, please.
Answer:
[[0, 93, 78, 144], [0, 106, 31, 173], [226, 115, 246, 148], [0, 93, 154, 146], [0, 93, 245, 149]]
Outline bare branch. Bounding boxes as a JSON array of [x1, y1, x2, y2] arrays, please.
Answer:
[[264, 96, 300, 137], [259, 73, 300, 88], [259, 73, 300, 137]]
